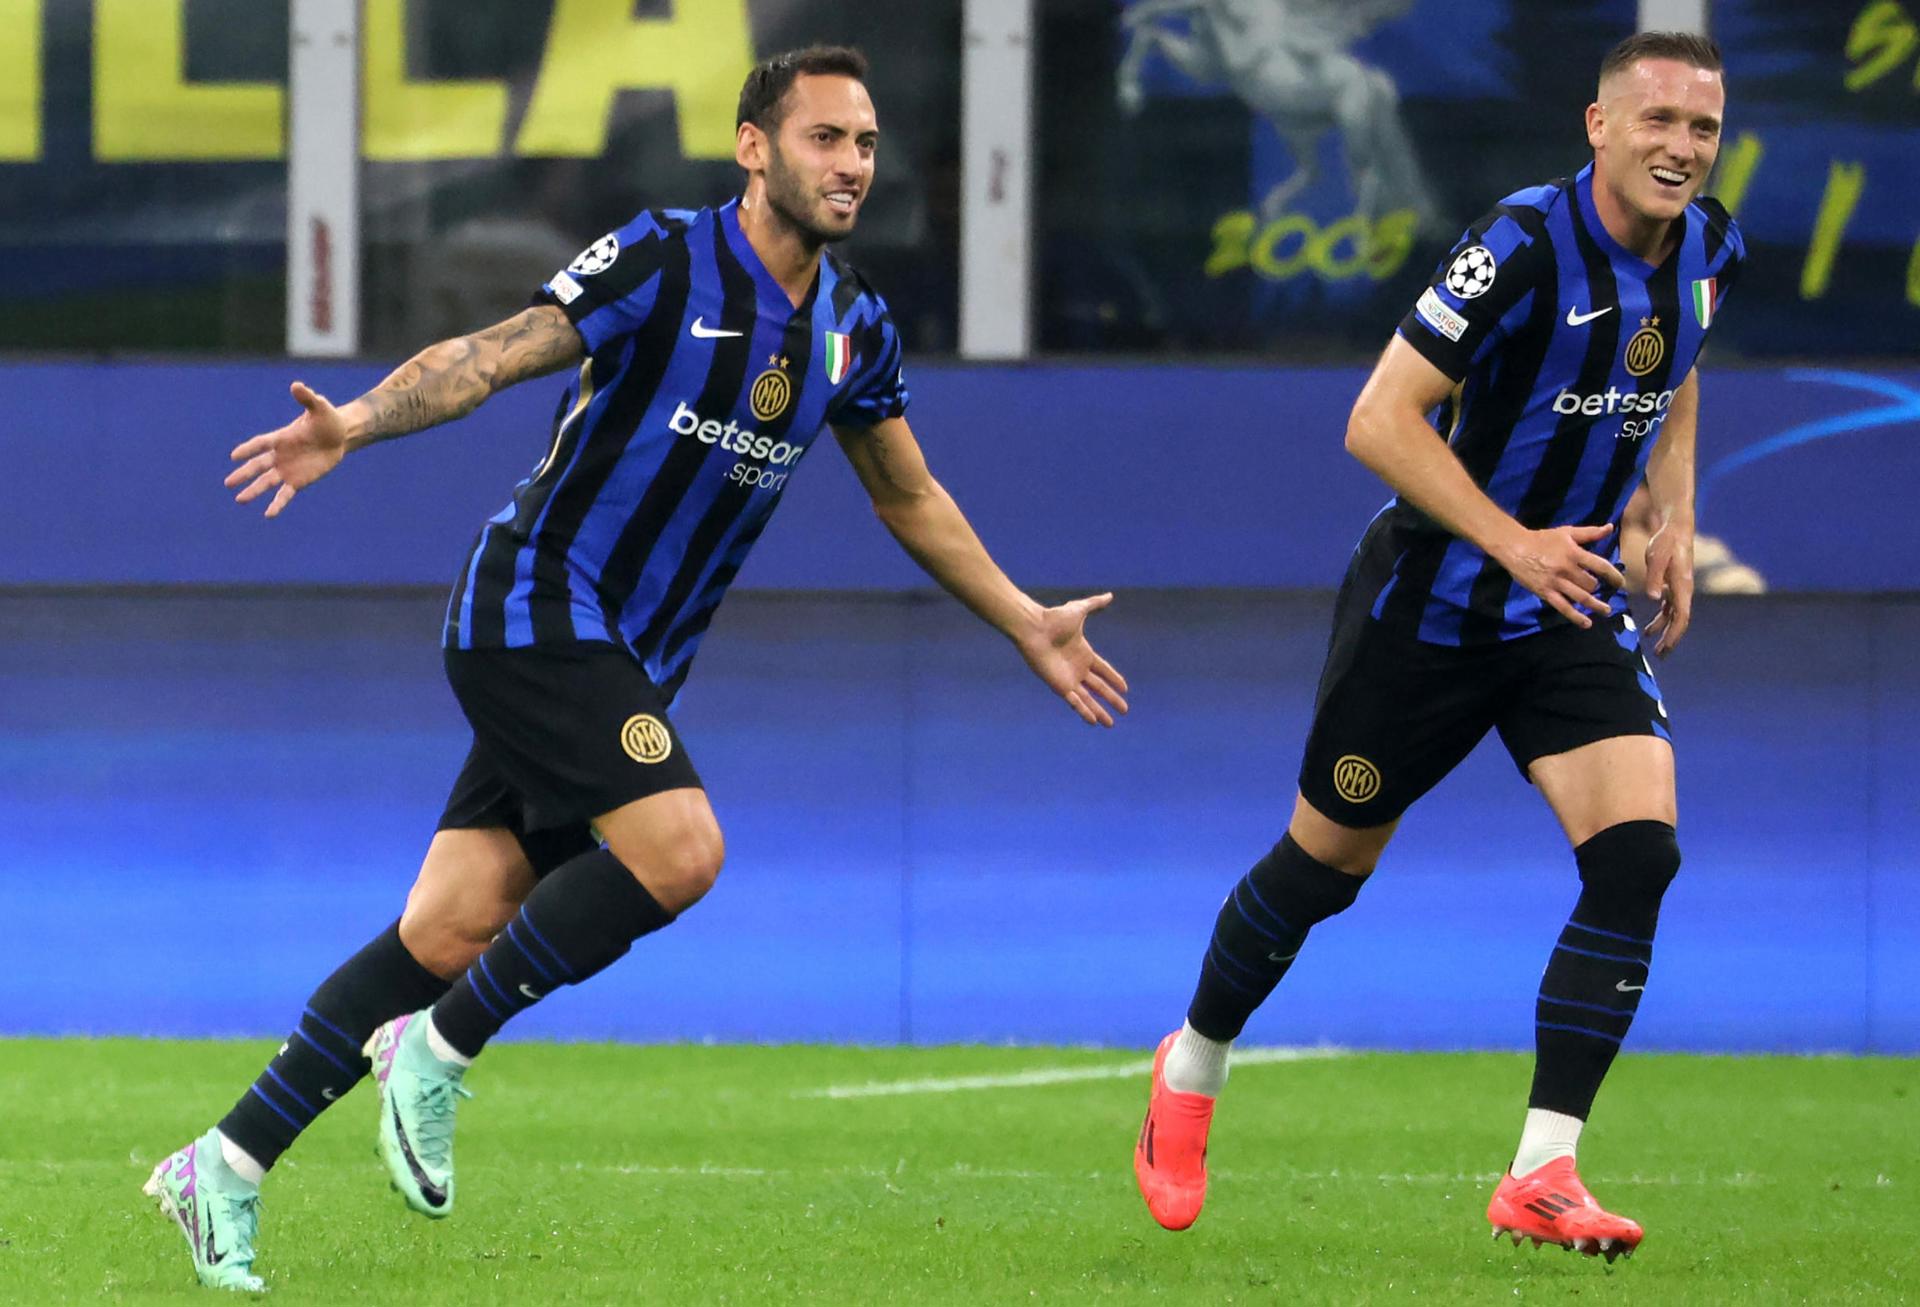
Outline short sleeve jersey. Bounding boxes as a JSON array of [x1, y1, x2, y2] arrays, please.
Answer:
[[443, 199, 909, 699], [1352, 163, 1744, 645]]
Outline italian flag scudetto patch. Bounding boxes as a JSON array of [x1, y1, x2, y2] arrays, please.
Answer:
[[1691, 277, 1716, 329], [824, 332, 853, 384]]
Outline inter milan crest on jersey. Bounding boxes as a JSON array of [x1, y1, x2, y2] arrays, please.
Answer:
[[1624, 317, 1665, 377], [823, 332, 853, 385], [751, 356, 793, 422]]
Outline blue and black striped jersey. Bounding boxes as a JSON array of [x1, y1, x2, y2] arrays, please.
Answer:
[[1356, 163, 1744, 645], [444, 199, 909, 699]]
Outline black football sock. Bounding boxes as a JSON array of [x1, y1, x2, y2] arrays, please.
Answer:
[[217, 921, 450, 1171], [1185, 835, 1367, 1041], [1529, 821, 1680, 1118], [429, 847, 674, 1059]]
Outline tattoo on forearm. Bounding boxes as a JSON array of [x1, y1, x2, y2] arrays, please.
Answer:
[[485, 306, 582, 387], [355, 307, 580, 444]]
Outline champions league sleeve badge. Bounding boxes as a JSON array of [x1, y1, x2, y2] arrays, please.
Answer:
[[567, 233, 621, 277], [1443, 245, 1497, 299]]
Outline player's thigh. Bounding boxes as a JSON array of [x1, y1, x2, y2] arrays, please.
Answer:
[[1529, 736, 1676, 848], [1298, 615, 1500, 846], [592, 787, 725, 914], [1496, 613, 1677, 846], [399, 827, 539, 979]]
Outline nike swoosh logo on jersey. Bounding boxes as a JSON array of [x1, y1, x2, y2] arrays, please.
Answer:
[[691, 317, 743, 339], [1566, 305, 1615, 326]]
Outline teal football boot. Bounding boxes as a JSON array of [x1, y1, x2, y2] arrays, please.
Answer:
[[143, 1129, 267, 1292], [365, 1012, 471, 1217]]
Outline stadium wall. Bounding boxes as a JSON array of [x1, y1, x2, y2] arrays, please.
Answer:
[[2, 587, 1914, 1054], [4, 360, 1918, 592]]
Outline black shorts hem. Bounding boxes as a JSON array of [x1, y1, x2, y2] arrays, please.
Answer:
[[1298, 611, 1669, 826], [436, 642, 704, 864]]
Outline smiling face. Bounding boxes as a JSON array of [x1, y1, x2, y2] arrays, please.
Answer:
[[740, 73, 878, 246], [1587, 57, 1725, 229]]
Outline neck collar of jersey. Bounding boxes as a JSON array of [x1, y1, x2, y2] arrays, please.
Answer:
[[721, 197, 821, 314], [1576, 163, 1681, 278]]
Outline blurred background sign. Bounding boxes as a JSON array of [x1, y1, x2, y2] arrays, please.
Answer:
[[0, 0, 962, 355], [1036, 0, 1920, 359], [4, 1, 1915, 361]]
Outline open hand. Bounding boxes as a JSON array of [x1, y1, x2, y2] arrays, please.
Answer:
[[1642, 521, 1695, 656], [1016, 592, 1130, 727], [1497, 524, 1626, 629], [225, 381, 350, 517]]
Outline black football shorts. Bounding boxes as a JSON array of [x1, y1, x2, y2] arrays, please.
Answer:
[[1297, 595, 1670, 829], [437, 641, 703, 873]]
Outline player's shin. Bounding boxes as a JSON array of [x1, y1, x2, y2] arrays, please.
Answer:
[[215, 920, 451, 1175], [1179, 835, 1367, 1091], [427, 847, 676, 1059], [1520, 820, 1679, 1170]]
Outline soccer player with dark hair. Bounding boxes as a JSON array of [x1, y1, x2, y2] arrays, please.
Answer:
[[144, 45, 1129, 1292], [1134, 30, 1741, 1259]]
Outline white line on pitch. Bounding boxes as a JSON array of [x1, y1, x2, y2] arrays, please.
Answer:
[[570, 1162, 1786, 1188], [796, 1045, 1347, 1099]]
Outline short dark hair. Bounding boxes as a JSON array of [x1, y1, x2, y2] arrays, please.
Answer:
[[1599, 30, 1724, 86], [736, 45, 870, 132]]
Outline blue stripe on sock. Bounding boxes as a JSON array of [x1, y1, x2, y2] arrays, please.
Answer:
[[248, 1083, 303, 1131], [1238, 876, 1299, 936], [294, 1026, 358, 1076], [1566, 919, 1655, 947], [263, 1066, 319, 1118], [466, 978, 505, 1022], [1210, 940, 1276, 983], [476, 956, 519, 1011], [301, 1006, 359, 1053], [506, 921, 558, 986], [1538, 992, 1636, 1018], [1553, 942, 1649, 966], [518, 915, 576, 981], [1229, 890, 1289, 946], [1204, 947, 1262, 997], [1535, 1019, 1625, 1045]]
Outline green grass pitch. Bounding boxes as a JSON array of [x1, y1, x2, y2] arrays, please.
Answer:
[[1, 1040, 1912, 1303]]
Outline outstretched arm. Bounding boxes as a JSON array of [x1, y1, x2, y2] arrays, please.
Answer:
[[226, 305, 583, 517], [834, 417, 1130, 727]]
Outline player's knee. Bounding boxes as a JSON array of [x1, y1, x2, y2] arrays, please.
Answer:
[[1574, 820, 1681, 907], [398, 890, 518, 979], [606, 817, 725, 913]]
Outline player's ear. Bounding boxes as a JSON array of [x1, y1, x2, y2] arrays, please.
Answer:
[[735, 120, 765, 173], [1584, 101, 1606, 150]]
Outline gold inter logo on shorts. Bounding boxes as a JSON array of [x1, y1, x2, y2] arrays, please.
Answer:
[[1332, 755, 1382, 805], [749, 367, 792, 422], [1624, 316, 1665, 377], [619, 714, 673, 765]]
